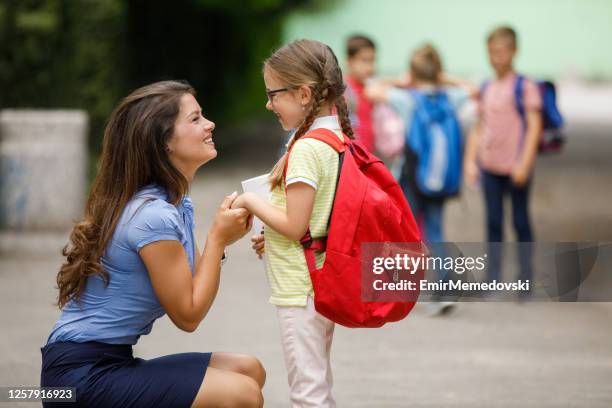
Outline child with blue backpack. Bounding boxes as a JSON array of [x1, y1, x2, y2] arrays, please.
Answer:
[[366, 44, 477, 314], [366, 44, 477, 244]]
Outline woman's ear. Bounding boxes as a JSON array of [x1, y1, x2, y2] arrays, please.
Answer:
[[165, 137, 175, 154]]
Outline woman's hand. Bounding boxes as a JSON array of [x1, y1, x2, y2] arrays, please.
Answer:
[[209, 192, 252, 247], [228, 183, 314, 242], [230, 193, 265, 258], [251, 234, 265, 259]]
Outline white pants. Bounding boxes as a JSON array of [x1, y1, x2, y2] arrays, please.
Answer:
[[276, 296, 336, 408]]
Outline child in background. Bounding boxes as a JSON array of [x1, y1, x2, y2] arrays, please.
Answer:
[[366, 44, 477, 243], [232, 39, 354, 407], [366, 44, 477, 315], [463, 26, 542, 290], [344, 34, 376, 152]]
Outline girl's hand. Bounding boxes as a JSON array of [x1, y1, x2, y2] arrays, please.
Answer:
[[251, 234, 265, 259], [230, 192, 251, 211], [209, 192, 251, 247]]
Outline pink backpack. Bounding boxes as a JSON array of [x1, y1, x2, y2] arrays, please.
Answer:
[[373, 103, 405, 159]]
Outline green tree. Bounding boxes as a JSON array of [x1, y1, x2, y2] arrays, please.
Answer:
[[0, 0, 125, 163], [0, 0, 327, 163]]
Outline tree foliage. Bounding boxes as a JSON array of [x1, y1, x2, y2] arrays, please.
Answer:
[[0, 0, 324, 156]]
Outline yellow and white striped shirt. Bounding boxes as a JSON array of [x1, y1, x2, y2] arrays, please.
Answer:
[[265, 116, 343, 306]]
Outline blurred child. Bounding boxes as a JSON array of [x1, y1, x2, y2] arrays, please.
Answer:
[[463, 26, 542, 289], [366, 44, 477, 315], [232, 39, 354, 407], [366, 44, 476, 243], [344, 34, 376, 152]]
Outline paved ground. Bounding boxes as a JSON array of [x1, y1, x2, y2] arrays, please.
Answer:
[[1, 119, 611, 407]]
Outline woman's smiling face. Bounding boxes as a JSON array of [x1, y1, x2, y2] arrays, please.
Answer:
[[263, 67, 307, 131], [167, 93, 217, 170]]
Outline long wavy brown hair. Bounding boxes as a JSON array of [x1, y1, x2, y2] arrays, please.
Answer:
[[264, 39, 355, 190], [56, 80, 194, 309]]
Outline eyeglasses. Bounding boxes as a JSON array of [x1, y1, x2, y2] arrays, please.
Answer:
[[266, 87, 290, 103]]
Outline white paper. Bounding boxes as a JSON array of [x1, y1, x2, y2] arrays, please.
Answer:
[[241, 173, 270, 236]]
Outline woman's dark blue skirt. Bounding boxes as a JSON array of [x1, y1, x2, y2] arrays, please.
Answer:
[[40, 341, 211, 408]]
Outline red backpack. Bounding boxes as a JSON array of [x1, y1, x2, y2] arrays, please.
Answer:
[[285, 128, 423, 328]]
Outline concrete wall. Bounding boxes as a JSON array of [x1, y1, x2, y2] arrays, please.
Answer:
[[0, 110, 88, 231]]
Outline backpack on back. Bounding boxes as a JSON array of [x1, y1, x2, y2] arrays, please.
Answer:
[[285, 128, 422, 328], [514, 75, 565, 153], [405, 90, 463, 198], [481, 75, 565, 154]]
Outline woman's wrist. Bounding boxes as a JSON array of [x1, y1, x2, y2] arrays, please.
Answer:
[[206, 231, 227, 249], [202, 236, 226, 271]]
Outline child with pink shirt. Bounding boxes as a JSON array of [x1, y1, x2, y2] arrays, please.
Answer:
[[464, 26, 542, 290]]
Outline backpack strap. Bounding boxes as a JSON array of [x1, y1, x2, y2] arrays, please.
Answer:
[[299, 230, 327, 273], [513, 75, 529, 154], [283, 128, 347, 179], [283, 128, 348, 273], [514, 74, 526, 129], [408, 89, 427, 121], [483, 76, 527, 132], [405, 90, 427, 154], [301, 128, 347, 152], [480, 81, 489, 92]]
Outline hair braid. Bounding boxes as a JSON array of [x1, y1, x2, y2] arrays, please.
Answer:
[[334, 95, 354, 139]]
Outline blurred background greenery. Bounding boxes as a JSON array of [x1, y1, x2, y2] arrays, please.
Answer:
[[0, 0, 331, 169]]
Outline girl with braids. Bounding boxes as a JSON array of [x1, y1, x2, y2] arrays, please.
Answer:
[[41, 80, 265, 408], [231, 39, 354, 407]]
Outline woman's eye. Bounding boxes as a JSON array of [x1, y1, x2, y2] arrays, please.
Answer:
[[192, 116, 200, 122]]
